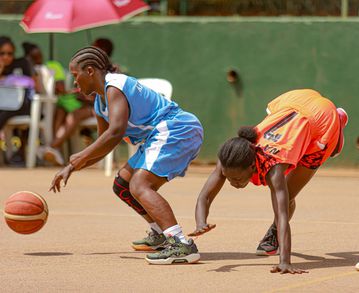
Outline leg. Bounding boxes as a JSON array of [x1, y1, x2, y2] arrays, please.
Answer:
[[42, 107, 93, 165], [256, 165, 318, 256], [114, 163, 166, 251], [286, 165, 317, 220], [129, 169, 175, 230], [115, 163, 155, 224], [0, 100, 31, 165], [130, 169, 200, 265], [51, 106, 93, 149], [53, 107, 66, 135]]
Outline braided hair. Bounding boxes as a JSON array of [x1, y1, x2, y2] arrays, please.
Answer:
[[218, 126, 258, 169], [71, 46, 116, 73]]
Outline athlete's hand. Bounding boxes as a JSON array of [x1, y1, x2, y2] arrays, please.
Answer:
[[271, 263, 308, 274], [69, 153, 86, 171], [188, 223, 216, 237], [49, 164, 74, 193]]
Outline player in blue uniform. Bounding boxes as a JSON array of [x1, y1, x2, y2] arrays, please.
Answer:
[[49, 46, 203, 265]]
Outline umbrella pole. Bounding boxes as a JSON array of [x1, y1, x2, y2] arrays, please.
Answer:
[[86, 30, 92, 45], [49, 33, 54, 60]]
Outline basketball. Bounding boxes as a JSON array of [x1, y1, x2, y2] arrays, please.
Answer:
[[3, 191, 48, 234]]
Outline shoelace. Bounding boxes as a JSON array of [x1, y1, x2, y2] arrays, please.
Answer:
[[261, 226, 277, 242], [144, 230, 158, 241], [158, 242, 182, 255]]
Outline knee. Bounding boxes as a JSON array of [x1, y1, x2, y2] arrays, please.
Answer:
[[113, 175, 146, 215], [65, 113, 76, 125], [129, 176, 146, 199], [113, 175, 130, 195]]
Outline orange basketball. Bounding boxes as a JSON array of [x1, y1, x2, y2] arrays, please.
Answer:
[[3, 191, 48, 234]]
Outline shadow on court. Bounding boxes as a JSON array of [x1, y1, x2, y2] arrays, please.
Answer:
[[24, 252, 73, 256], [207, 251, 359, 272], [201, 252, 266, 261]]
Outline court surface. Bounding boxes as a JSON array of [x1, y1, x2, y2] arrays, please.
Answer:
[[1, 166, 359, 292]]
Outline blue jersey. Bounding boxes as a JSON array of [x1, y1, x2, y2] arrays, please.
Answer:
[[94, 73, 180, 144]]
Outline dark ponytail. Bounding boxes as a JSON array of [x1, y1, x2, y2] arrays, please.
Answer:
[[237, 126, 258, 143], [218, 126, 258, 169]]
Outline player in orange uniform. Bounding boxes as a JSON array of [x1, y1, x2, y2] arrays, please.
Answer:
[[189, 89, 348, 274]]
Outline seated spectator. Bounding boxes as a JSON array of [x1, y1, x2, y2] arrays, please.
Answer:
[[22, 42, 45, 93], [0, 36, 36, 166], [37, 59, 94, 166], [92, 38, 124, 73]]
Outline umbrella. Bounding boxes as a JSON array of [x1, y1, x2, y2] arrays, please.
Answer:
[[20, 0, 150, 58], [21, 0, 149, 33]]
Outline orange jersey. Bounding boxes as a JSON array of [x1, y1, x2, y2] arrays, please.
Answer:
[[251, 89, 340, 186]]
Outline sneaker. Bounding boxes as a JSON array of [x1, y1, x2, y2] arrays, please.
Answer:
[[131, 229, 167, 252], [331, 108, 349, 158], [36, 146, 46, 160], [256, 224, 279, 256], [145, 236, 200, 265], [43, 146, 64, 166]]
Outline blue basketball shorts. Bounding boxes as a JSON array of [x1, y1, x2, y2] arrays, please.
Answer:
[[128, 110, 203, 180]]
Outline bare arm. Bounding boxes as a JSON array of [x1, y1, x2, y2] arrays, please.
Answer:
[[266, 164, 307, 274], [69, 86, 128, 170], [189, 161, 226, 236], [50, 86, 128, 192], [74, 114, 109, 169]]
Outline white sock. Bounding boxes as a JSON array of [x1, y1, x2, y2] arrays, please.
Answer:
[[163, 224, 189, 244], [149, 222, 162, 234]]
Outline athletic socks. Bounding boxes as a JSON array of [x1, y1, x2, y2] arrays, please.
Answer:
[[163, 224, 189, 245], [149, 222, 162, 234]]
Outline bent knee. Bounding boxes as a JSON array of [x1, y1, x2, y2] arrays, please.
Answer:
[[129, 176, 153, 198], [129, 179, 145, 198]]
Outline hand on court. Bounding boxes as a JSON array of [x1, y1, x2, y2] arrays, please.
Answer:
[[49, 164, 74, 193], [270, 263, 308, 274], [188, 223, 216, 237]]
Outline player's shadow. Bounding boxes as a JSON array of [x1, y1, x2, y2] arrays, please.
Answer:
[[24, 252, 73, 256], [201, 252, 266, 261], [205, 251, 359, 272], [85, 251, 144, 260]]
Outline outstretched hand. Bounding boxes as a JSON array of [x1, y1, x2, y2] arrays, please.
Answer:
[[49, 164, 74, 193], [188, 223, 216, 237], [271, 263, 308, 274]]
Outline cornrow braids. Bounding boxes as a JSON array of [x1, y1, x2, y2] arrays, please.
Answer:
[[71, 46, 116, 73]]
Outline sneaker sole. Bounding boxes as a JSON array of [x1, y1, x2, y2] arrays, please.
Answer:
[[337, 108, 349, 126], [131, 244, 157, 252], [145, 253, 200, 265], [255, 249, 279, 256]]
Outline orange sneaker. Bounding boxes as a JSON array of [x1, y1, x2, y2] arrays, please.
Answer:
[[331, 108, 348, 158]]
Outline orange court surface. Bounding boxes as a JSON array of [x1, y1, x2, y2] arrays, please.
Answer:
[[1, 166, 359, 292]]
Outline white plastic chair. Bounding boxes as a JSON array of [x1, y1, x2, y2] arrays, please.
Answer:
[[1, 67, 56, 168], [138, 78, 173, 100]]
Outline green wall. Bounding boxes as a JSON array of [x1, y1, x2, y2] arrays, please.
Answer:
[[1, 16, 358, 166]]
